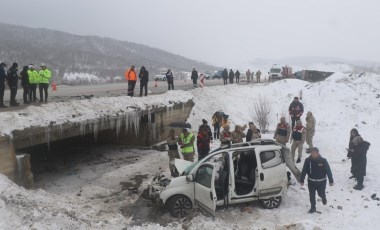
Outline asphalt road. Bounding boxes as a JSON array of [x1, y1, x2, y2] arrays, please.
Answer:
[[0, 78, 243, 112]]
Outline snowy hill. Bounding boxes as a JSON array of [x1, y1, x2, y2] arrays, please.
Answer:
[[0, 73, 380, 229], [0, 23, 216, 81]]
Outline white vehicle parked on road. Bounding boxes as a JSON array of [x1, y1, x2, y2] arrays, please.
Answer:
[[154, 73, 167, 81], [144, 139, 301, 217]]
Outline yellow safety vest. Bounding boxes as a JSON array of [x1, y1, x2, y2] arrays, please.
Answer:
[[180, 133, 194, 154]]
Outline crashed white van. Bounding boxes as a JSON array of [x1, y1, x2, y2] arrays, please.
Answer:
[[145, 139, 300, 217]]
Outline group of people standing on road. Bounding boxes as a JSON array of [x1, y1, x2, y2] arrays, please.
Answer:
[[0, 62, 52, 108], [221, 68, 262, 85]]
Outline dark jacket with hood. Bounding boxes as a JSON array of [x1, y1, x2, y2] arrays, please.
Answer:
[[166, 70, 174, 82], [20, 66, 29, 87], [191, 70, 198, 80], [6, 63, 19, 87], [138, 66, 149, 84], [229, 70, 234, 79], [222, 69, 228, 79], [235, 70, 240, 78]]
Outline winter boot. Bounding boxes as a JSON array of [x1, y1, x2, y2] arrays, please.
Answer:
[[308, 208, 316, 214], [296, 158, 301, 163], [322, 197, 327, 205], [353, 184, 364, 190]]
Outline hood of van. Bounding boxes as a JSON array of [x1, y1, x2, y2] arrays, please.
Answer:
[[174, 158, 194, 175]]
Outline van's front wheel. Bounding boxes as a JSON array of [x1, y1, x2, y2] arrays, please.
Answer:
[[260, 196, 282, 209], [167, 195, 192, 218]]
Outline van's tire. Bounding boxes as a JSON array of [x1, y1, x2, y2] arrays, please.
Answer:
[[167, 195, 192, 218], [260, 196, 282, 209]]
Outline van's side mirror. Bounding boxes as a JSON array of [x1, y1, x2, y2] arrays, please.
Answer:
[[186, 174, 194, 182]]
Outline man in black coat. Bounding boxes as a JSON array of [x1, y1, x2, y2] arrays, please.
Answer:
[[222, 68, 228, 85], [229, 69, 234, 84], [6, 62, 20, 106], [289, 96, 304, 129], [138, 66, 149, 97], [0, 62, 7, 108], [235, 70, 240, 83], [191, 68, 198, 88], [20, 66, 30, 104], [301, 147, 334, 213]]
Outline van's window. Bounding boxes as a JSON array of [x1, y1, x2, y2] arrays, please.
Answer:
[[195, 165, 213, 188], [260, 150, 282, 168]]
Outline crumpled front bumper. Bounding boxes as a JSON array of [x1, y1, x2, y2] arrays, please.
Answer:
[[146, 173, 169, 208]]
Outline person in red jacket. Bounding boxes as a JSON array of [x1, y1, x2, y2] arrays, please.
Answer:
[[289, 96, 304, 129], [125, 65, 137, 97]]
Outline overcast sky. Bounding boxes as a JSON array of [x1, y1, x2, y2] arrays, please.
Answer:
[[1, 0, 379, 67]]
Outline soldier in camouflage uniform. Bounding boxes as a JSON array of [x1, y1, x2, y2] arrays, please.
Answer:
[[291, 120, 306, 163], [305, 111, 316, 152], [231, 125, 247, 144], [273, 117, 291, 145], [167, 129, 180, 176]]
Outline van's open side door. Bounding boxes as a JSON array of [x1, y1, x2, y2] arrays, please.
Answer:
[[194, 163, 217, 217]]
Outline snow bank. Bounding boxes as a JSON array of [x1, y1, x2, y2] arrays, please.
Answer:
[[62, 72, 109, 85], [0, 90, 192, 136]]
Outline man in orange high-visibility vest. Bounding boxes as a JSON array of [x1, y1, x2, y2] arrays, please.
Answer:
[[125, 65, 137, 97]]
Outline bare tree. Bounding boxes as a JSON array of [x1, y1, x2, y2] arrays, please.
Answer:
[[250, 96, 271, 133]]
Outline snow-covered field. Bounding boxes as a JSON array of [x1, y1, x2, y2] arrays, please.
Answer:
[[1, 72, 380, 229]]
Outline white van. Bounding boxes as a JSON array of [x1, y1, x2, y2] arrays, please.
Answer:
[[146, 139, 300, 217]]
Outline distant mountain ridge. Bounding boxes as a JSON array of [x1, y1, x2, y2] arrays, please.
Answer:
[[0, 22, 216, 81]]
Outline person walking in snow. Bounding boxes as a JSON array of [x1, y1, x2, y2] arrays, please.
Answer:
[[246, 69, 251, 83], [347, 128, 370, 190], [256, 70, 262, 83], [6, 62, 20, 106], [125, 65, 137, 96], [229, 69, 234, 84], [222, 68, 228, 85], [235, 70, 240, 83], [231, 125, 247, 144], [220, 125, 232, 147], [289, 96, 304, 129], [20, 66, 30, 104], [246, 122, 261, 142], [291, 120, 306, 163], [166, 69, 174, 90], [197, 125, 212, 161], [38, 63, 52, 103], [167, 129, 180, 177], [191, 68, 198, 88], [28, 64, 39, 102], [138, 66, 149, 97], [273, 116, 291, 145], [178, 128, 195, 162], [305, 111, 316, 152], [300, 147, 334, 214]]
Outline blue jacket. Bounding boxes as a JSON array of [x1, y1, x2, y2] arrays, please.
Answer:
[[301, 156, 334, 183]]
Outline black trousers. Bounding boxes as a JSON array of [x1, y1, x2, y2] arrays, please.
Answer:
[[23, 86, 30, 103], [39, 83, 49, 102], [127, 80, 136, 96], [0, 82, 5, 105], [192, 79, 197, 88], [29, 84, 37, 101], [168, 80, 174, 90], [236, 77, 240, 83], [140, 82, 148, 96], [352, 155, 366, 185], [291, 116, 301, 129], [229, 78, 234, 84], [214, 125, 220, 139], [223, 78, 227, 85], [198, 149, 210, 161], [308, 179, 326, 209], [9, 86, 17, 103]]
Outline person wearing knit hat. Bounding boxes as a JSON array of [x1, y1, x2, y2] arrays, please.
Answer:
[[231, 124, 247, 144]]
